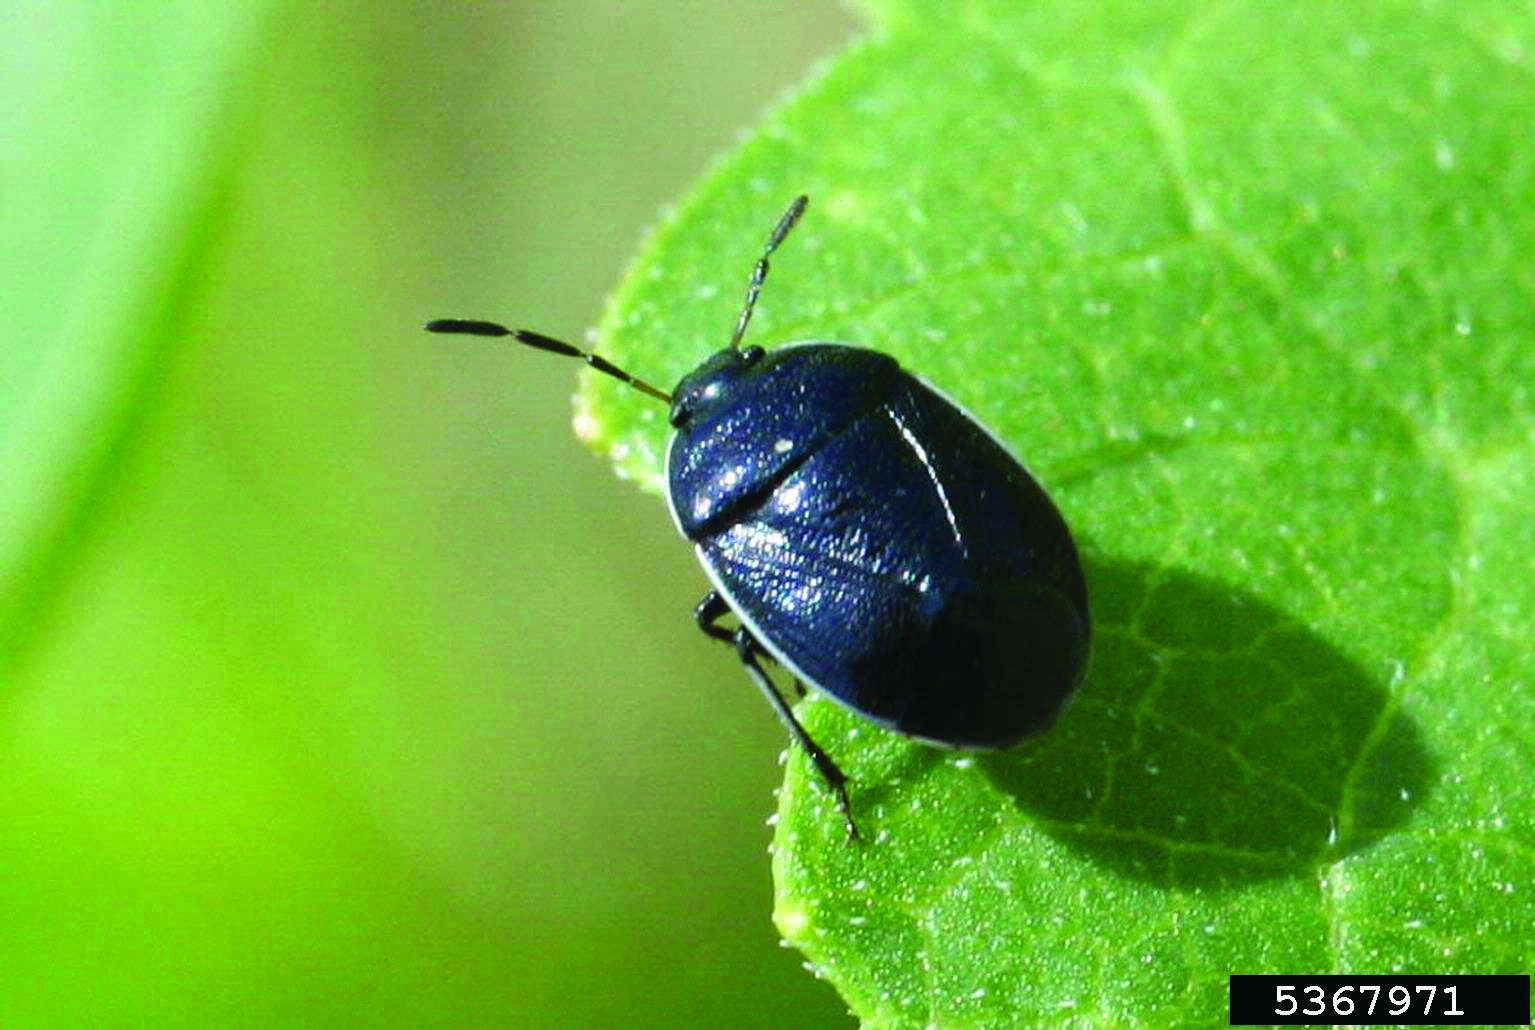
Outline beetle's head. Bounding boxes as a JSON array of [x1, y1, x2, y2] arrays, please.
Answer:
[[668, 345, 766, 428]]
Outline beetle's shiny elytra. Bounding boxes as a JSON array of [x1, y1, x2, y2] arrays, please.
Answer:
[[428, 195, 1090, 840]]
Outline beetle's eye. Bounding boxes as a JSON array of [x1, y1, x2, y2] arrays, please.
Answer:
[[668, 399, 691, 428], [742, 345, 766, 365]]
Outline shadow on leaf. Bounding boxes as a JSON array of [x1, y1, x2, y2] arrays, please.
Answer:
[[980, 556, 1434, 888]]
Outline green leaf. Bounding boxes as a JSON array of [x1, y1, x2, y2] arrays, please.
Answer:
[[583, 1, 1535, 1025]]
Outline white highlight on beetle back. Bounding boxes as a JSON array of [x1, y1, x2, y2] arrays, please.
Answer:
[[885, 406, 966, 555]]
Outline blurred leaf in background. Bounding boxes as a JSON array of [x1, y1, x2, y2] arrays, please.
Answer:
[[1, 2, 858, 1026]]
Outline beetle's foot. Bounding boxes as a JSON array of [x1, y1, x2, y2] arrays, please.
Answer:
[[813, 746, 860, 843], [836, 785, 862, 843]]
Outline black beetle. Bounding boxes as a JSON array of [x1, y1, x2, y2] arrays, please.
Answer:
[[428, 195, 1089, 840]]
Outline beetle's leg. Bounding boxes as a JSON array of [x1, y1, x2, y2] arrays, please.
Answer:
[[699, 594, 803, 692], [693, 591, 734, 644], [733, 627, 861, 843], [693, 591, 860, 840]]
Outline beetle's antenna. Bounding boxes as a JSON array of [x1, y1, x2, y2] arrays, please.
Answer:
[[426, 320, 672, 404], [728, 194, 808, 351]]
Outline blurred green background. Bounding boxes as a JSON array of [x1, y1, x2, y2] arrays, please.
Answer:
[[1, 3, 862, 1025]]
